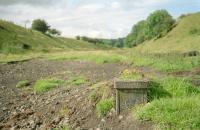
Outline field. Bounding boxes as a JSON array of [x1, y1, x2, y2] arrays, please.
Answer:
[[1, 12, 200, 130], [1, 49, 200, 130]]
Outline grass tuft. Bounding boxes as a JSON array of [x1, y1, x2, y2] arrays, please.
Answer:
[[119, 69, 144, 80], [16, 80, 30, 88], [33, 78, 64, 93], [96, 98, 114, 117], [67, 76, 87, 86]]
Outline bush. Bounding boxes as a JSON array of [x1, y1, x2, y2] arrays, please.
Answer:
[[48, 28, 61, 36], [96, 98, 114, 116], [31, 19, 49, 33]]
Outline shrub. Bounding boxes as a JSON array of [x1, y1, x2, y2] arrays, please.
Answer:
[[31, 19, 49, 33]]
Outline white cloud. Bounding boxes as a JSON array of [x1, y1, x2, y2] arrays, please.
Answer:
[[0, 0, 198, 38]]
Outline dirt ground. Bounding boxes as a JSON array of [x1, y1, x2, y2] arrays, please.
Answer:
[[0, 59, 153, 130]]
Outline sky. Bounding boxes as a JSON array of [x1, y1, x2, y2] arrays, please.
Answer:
[[0, 0, 200, 38]]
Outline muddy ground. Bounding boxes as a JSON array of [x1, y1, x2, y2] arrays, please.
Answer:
[[0, 59, 153, 130]]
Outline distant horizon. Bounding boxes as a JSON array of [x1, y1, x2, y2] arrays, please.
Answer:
[[0, 0, 200, 38]]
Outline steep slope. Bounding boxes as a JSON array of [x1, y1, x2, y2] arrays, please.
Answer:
[[0, 20, 105, 54], [134, 12, 200, 53]]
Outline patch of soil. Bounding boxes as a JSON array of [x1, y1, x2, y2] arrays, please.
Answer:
[[0, 59, 153, 130]]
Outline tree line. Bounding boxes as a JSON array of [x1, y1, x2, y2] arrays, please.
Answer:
[[31, 19, 61, 36], [76, 36, 125, 48], [125, 9, 175, 47], [30, 9, 175, 48]]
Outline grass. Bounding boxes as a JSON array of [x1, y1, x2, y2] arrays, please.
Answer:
[[134, 12, 200, 53], [89, 81, 113, 103], [130, 54, 200, 72], [136, 77, 200, 129], [67, 76, 87, 86], [137, 96, 200, 130], [96, 98, 114, 117], [119, 69, 144, 80], [88, 81, 114, 117], [47, 51, 126, 64], [33, 78, 64, 93], [16, 80, 30, 88], [0, 20, 108, 54]]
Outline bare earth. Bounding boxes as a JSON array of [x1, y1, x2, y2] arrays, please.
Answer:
[[0, 59, 153, 130]]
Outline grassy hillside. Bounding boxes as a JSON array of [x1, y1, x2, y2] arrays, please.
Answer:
[[134, 12, 200, 53], [0, 20, 106, 54]]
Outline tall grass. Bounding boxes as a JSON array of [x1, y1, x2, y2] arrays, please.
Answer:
[[130, 54, 200, 72], [137, 77, 200, 129]]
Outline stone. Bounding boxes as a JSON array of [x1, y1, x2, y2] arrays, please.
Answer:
[[2, 107, 7, 111], [53, 117, 61, 124], [118, 115, 123, 120], [1, 86, 6, 89], [101, 118, 105, 122]]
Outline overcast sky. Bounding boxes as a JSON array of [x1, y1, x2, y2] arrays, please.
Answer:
[[0, 0, 200, 38]]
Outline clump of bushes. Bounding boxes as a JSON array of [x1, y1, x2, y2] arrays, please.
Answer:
[[125, 9, 175, 47]]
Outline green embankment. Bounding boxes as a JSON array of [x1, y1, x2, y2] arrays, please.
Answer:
[[0, 20, 107, 54], [135, 12, 200, 53]]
